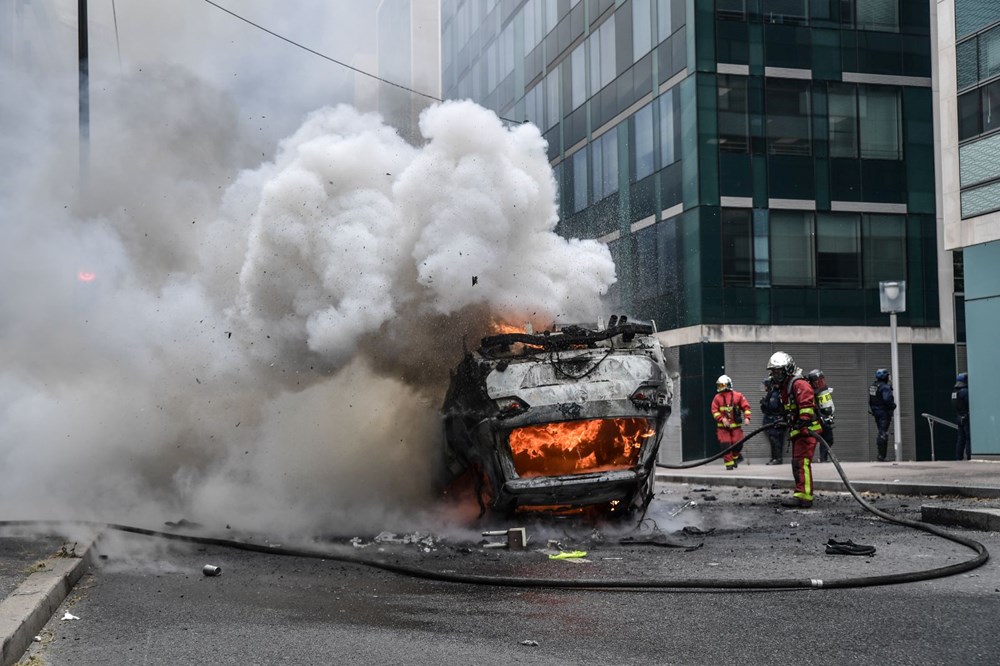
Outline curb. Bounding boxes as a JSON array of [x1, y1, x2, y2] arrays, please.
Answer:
[[0, 541, 94, 666], [655, 472, 1000, 499], [922, 505, 1000, 531]]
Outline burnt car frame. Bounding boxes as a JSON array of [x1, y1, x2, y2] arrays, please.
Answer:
[[441, 317, 673, 518]]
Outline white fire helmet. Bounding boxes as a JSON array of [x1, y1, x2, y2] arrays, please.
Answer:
[[767, 351, 795, 379], [716, 374, 733, 392]]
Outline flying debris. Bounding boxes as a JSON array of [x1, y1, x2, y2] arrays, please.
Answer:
[[441, 316, 673, 519]]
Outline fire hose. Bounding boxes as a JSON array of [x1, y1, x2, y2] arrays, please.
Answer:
[[0, 427, 988, 591]]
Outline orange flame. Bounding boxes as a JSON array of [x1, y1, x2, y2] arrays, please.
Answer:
[[508, 418, 655, 478], [491, 321, 524, 335]]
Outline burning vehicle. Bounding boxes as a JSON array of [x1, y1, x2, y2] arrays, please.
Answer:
[[441, 316, 673, 518]]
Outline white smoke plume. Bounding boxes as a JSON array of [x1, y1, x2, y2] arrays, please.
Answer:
[[0, 5, 616, 538]]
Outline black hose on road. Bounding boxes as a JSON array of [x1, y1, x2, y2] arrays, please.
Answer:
[[0, 431, 988, 591]]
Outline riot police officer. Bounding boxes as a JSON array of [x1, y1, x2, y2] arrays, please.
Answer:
[[869, 368, 896, 462], [953, 372, 971, 460]]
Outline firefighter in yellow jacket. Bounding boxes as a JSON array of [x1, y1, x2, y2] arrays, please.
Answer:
[[711, 374, 752, 470]]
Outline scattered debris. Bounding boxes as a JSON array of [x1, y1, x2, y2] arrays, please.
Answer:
[[702, 495, 718, 502], [682, 526, 715, 536], [548, 550, 588, 562], [482, 527, 527, 549], [789, 522, 800, 528], [521, 640, 539, 647], [62, 612, 80, 621], [669, 501, 697, 517], [202, 565, 222, 577], [33, 636, 42, 642], [619, 532, 700, 549]]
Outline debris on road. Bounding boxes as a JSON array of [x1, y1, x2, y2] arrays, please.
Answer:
[[202, 565, 223, 576], [62, 612, 80, 621]]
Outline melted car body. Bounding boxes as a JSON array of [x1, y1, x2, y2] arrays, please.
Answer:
[[441, 318, 673, 518]]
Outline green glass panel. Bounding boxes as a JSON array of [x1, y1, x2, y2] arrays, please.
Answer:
[[720, 153, 753, 197], [764, 24, 811, 69], [698, 74, 720, 206], [768, 155, 815, 199], [811, 28, 841, 81], [694, 0, 716, 72], [770, 287, 819, 325], [716, 20, 750, 64], [903, 87, 935, 214], [680, 75, 701, 209], [701, 206, 722, 289]]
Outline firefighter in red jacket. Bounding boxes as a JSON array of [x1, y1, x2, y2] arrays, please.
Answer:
[[711, 374, 752, 470], [767, 351, 823, 508]]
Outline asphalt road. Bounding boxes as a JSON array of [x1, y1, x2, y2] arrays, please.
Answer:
[[18, 485, 1000, 665]]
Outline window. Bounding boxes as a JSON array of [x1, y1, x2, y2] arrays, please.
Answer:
[[717, 0, 747, 21], [852, 0, 898, 33], [592, 129, 619, 201], [657, 0, 674, 39], [752, 209, 770, 286], [958, 89, 982, 141], [828, 84, 858, 158], [571, 43, 586, 110], [957, 38, 979, 91], [766, 79, 811, 156], [816, 214, 861, 287], [718, 75, 749, 153], [633, 0, 653, 62], [762, 0, 807, 26], [980, 25, 1000, 82], [572, 149, 588, 213], [633, 102, 655, 180], [862, 214, 906, 287], [721, 209, 753, 286], [525, 84, 543, 127], [984, 80, 1000, 134], [859, 86, 901, 160], [545, 69, 560, 130], [770, 211, 815, 286], [658, 88, 677, 165], [589, 15, 617, 94]]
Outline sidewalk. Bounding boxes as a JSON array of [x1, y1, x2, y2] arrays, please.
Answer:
[[656, 459, 1000, 500]]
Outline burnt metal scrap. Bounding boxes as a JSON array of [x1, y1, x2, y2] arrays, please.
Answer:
[[441, 316, 673, 519]]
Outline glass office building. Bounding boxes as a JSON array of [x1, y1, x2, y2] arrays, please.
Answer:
[[939, 0, 1000, 457], [441, 0, 960, 462]]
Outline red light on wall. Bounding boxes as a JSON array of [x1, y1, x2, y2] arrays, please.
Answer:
[[77, 271, 96, 282]]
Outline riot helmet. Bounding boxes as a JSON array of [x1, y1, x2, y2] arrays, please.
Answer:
[[875, 368, 890, 382]]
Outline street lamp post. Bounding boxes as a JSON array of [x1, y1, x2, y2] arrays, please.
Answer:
[[879, 281, 906, 463]]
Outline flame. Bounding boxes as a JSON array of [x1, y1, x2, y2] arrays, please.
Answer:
[[508, 418, 655, 478], [491, 320, 524, 335]]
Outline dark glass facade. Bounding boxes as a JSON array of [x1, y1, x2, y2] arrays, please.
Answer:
[[441, 0, 943, 460], [440, 0, 937, 330]]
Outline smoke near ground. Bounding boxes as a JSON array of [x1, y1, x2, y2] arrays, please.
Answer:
[[0, 7, 616, 537]]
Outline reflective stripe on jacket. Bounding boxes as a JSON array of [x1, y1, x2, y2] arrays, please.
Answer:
[[711, 390, 752, 430], [781, 376, 821, 440]]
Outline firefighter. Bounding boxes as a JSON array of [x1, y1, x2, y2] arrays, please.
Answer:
[[869, 368, 896, 462], [767, 352, 822, 508], [807, 369, 835, 463], [711, 374, 752, 470], [760, 377, 785, 465], [953, 372, 971, 461]]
